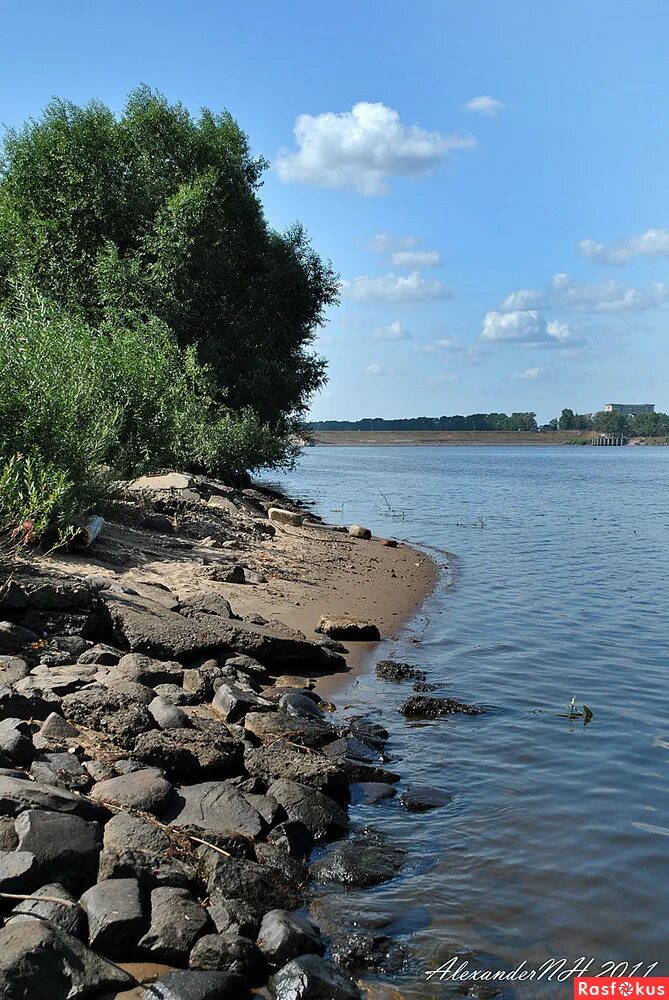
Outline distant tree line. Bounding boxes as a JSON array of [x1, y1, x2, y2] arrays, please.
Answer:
[[309, 412, 539, 432], [549, 408, 669, 436]]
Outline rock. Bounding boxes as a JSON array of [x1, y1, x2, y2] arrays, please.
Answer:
[[245, 743, 348, 804], [164, 781, 268, 840], [80, 878, 143, 957], [0, 815, 18, 850], [140, 886, 210, 962], [225, 654, 269, 684], [333, 759, 400, 785], [243, 712, 337, 749], [132, 728, 244, 781], [11, 882, 85, 937], [348, 525, 372, 540], [268, 779, 348, 841], [350, 782, 397, 805], [0, 655, 30, 686], [0, 683, 56, 720], [98, 838, 199, 893], [99, 591, 224, 662], [189, 932, 267, 982], [49, 635, 91, 658], [114, 652, 184, 686], [323, 736, 382, 765], [0, 917, 133, 997], [381, 538, 398, 548], [375, 660, 426, 682], [399, 785, 453, 812], [212, 682, 274, 724], [278, 692, 324, 721], [270, 955, 361, 1000], [183, 661, 225, 701], [207, 895, 259, 938], [0, 774, 108, 822], [0, 717, 34, 766], [149, 696, 189, 730], [0, 621, 40, 654], [347, 717, 389, 749], [78, 643, 123, 665], [17, 663, 98, 697], [256, 909, 324, 968], [144, 969, 251, 1000], [90, 768, 173, 815], [203, 855, 301, 914], [399, 695, 484, 718], [266, 821, 314, 860], [0, 851, 40, 893], [273, 674, 315, 689], [39, 712, 80, 741], [153, 683, 193, 706], [15, 809, 102, 892], [328, 929, 406, 974], [140, 513, 175, 534], [268, 508, 303, 527], [60, 686, 155, 748], [315, 616, 381, 641], [310, 830, 405, 888], [129, 472, 195, 491], [253, 843, 307, 886], [180, 592, 234, 621], [30, 751, 90, 791]]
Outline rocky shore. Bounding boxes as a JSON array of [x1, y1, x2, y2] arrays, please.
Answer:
[[0, 472, 437, 999]]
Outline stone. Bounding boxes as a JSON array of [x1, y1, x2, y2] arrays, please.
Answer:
[[347, 717, 389, 748], [183, 662, 225, 701], [11, 882, 85, 938], [245, 743, 348, 804], [207, 895, 259, 938], [153, 683, 193, 706], [0, 917, 133, 997], [270, 955, 361, 1000], [256, 909, 324, 968], [49, 635, 91, 658], [328, 929, 406, 974], [90, 768, 172, 815], [243, 712, 336, 749], [399, 785, 453, 812], [278, 692, 325, 721], [180, 593, 233, 619], [375, 660, 426, 682], [15, 809, 102, 892], [0, 774, 108, 821], [0, 621, 40, 654], [140, 513, 175, 534], [78, 642, 122, 665], [144, 969, 251, 1000], [203, 855, 301, 914], [132, 728, 244, 781], [30, 751, 90, 791], [0, 655, 30, 686], [17, 664, 98, 698], [212, 682, 274, 724], [268, 508, 303, 527], [225, 654, 269, 684], [129, 472, 195, 491], [381, 538, 398, 547], [323, 736, 382, 765], [310, 830, 405, 888], [114, 652, 184, 687], [348, 524, 372, 540], [266, 820, 314, 860], [0, 717, 34, 766], [399, 695, 484, 718], [0, 814, 18, 850], [268, 779, 348, 841], [164, 782, 268, 840], [60, 686, 155, 748], [333, 759, 400, 785], [315, 616, 381, 641], [140, 886, 210, 962], [0, 851, 40, 893], [189, 932, 267, 983], [80, 877, 143, 957], [149, 696, 189, 730], [350, 782, 397, 805], [0, 683, 56, 721], [39, 712, 80, 740]]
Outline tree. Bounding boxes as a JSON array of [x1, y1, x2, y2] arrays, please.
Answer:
[[558, 408, 576, 430], [592, 411, 631, 434], [0, 87, 339, 426]]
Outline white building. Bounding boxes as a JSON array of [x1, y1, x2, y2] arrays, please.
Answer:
[[604, 402, 655, 415]]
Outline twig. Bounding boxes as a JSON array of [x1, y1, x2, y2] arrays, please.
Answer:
[[0, 891, 76, 907], [95, 797, 232, 858]]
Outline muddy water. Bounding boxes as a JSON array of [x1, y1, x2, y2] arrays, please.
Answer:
[[263, 445, 669, 998]]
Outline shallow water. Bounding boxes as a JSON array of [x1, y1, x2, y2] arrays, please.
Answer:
[[262, 446, 669, 996]]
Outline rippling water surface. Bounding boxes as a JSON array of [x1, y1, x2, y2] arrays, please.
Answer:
[[263, 446, 669, 997]]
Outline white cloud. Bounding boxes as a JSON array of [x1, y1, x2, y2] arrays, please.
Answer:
[[364, 362, 388, 375], [481, 310, 547, 343], [368, 233, 419, 253], [497, 273, 669, 316], [391, 249, 442, 268], [415, 338, 485, 365], [511, 366, 544, 381], [342, 271, 452, 303], [371, 320, 411, 340], [276, 102, 476, 195], [462, 95, 505, 116], [415, 337, 460, 353], [498, 288, 542, 311], [579, 228, 669, 265]]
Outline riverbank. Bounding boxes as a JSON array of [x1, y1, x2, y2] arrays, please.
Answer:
[[313, 430, 591, 446], [0, 471, 437, 998]]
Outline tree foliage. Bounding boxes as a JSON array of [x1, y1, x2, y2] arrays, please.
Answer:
[[310, 412, 539, 432]]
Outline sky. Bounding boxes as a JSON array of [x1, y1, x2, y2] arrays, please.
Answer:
[[1, 0, 668, 423]]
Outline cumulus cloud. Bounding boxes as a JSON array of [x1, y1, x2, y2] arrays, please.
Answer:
[[498, 288, 542, 311], [579, 228, 669, 265], [276, 102, 476, 195], [364, 362, 389, 375], [462, 95, 505, 116], [371, 320, 411, 340], [391, 249, 442, 268], [496, 273, 669, 316], [481, 310, 547, 343], [368, 233, 419, 253], [511, 366, 544, 381], [342, 271, 452, 303]]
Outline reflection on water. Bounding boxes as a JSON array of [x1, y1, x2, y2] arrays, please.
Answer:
[[262, 446, 669, 997]]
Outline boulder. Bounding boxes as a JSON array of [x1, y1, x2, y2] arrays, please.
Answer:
[[129, 472, 195, 491], [11, 882, 85, 938], [348, 525, 372, 540], [113, 652, 184, 687], [149, 696, 189, 730], [329, 928, 406, 974], [243, 712, 337, 749], [140, 513, 175, 534], [375, 660, 426, 682], [278, 692, 325, 721], [267, 779, 348, 841], [0, 774, 108, 822], [333, 759, 400, 785], [144, 969, 251, 1000], [38, 712, 80, 741], [245, 743, 348, 804], [139, 886, 210, 963], [30, 751, 90, 791], [310, 829, 405, 888], [132, 728, 244, 781], [0, 851, 40, 894], [0, 917, 133, 998], [189, 932, 267, 983], [347, 717, 388, 749], [206, 895, 259, 938], [90, 768, 173, 815], [350, 782, 397, 805], [179, 593, 233, 620], [182, 661, 224, 701], [78, 643, 122, 665], [322, 736, 381, 765], [315, 616, 380, 641], [212, 682, 274, 724], [203, 855, 301, 914], [153, 683, 194, 706], [15, 809, 102, 893], [0, 621, 40, 655], [224, 654, 269, 684], [399, 785, 453, 812], [268, 508, 303, 527], [0, 815, 18, 850], [270, 955, 361, 1000], [399, 695, 484, 718], [60, 686, 155, 748], [0, 684, 56, 721], [16, 664, 98, 698], [256, 909, 324, 968], [164, 782, 268, 840], [80, 878, 143, 957], [0, 717, 34, 766], [99, 591, 225, 662], [0, 655, 30, 686], [266, 820, 314, 860]]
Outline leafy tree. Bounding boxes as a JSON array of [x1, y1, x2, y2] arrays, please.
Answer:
[[592, 411, 631, 434], [558, 408, 576, 430]]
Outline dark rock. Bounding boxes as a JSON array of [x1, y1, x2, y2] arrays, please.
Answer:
[[49, 635, 91, 658], [132, 728, 244, 781], [149, 696, 189, 730], [0, 621, 40, 654], [310, 830, 405, 888], [0, 774, 108, 821], [189, 932, 267, 983], [0, 815, 18, 850], [207, 895, 259, 938], [90, 768, 172, 814], [164, 781, 268, 840], [153, 683, 194, 706], [347, 717, 389, 749], [11, 882, 85, 937], [316, 616, 380, 641], [375, 659, 426, 682], [328, 929, 406, 974], [17, 664, 98, 697], [224, 654, 269, 684], [140, 513, 175, 534], [268, 779, 348, 841], [334, 759, 400, 785], [399, 784, 453, 812], [243, 712, 337, 749], [412, 681, 439, 692], [323, 736, 382, 765], [15, 808, 102, 892], [99, 591, 226, 662], [245, 743, 348, 804], [0, 917, 133, 997], [203, 855, 301, 914], [183, 662, 224, 702], [140, 886, 210, 962], [0, 717, 34, 766], [0, 683, 56, 720], [0, 655, 30, 686], [144, 969, 251, 1000], [114, 652, 184, 686], [0, 851, 40, 893], [38, 712, 80, 741], [60, 686, 155, 748], [256, 909, 324, 968], [350, 782, 397, 805], [400, 695, 484, 718], [270, 955, 361, 1000], [266, 821, 314, 860], [278, 692, 325, 721], [212, 682, 274, 724], [180, 593, 233, 619], [348, 524, 371, 540], [80, 877, 143, 957], [254, 843, 307, 886], [98, 846, 199, 893], [30, 751, 90, 791], [78, 642, 122, 665]]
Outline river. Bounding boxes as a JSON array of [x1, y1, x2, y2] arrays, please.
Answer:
[[262, 445, 669, 997]]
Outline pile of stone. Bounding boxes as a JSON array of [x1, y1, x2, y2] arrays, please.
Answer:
[[0, 566, 400, 999]]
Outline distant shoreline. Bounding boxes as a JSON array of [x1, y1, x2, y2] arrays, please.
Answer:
[[311, 430, 667, 447]]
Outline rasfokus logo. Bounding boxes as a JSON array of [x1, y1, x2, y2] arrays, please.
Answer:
[[575, 980, 669, 997]]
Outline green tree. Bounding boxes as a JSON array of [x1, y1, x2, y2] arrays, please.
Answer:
[[558, 408, 576, 430], [592, 411, 631, 434]]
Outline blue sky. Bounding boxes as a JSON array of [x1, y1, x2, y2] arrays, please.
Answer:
[[2, 0, 668, 422]]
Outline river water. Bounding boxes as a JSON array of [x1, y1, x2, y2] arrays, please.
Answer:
[[262, 445, 669, 998]]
